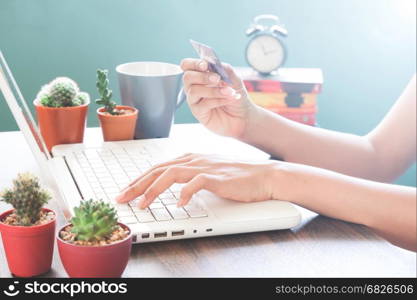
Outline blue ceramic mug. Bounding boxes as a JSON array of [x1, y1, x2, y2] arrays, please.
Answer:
[[116, 61, 186, 139]]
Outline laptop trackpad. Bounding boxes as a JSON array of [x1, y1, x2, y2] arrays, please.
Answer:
[[195, 190, 299, 223]]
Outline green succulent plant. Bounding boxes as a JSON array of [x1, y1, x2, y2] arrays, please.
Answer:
[[70, 199, 118, 242], [0, 173, 51, 226], [37, 77, 90, 107], [95, 69, 119, 115]]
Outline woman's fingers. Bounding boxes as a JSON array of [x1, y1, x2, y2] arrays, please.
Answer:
[[183, 71, 221, 91], [140, 166, 203, 208], [118, 154, 195, 194], [180, 58, 208, 72], [190, 98, 238, 116], [187, 85, 241, 105], [116, 166, 169, 203], [178, 174, 219, 206], [116, 153, 213, 206], [180, 59, 240, 89]]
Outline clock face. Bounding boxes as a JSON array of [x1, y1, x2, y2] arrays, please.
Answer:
[[246, 34, 285, 74]]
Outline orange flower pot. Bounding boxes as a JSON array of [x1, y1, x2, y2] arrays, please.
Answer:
[[97, 105, 138, 141], [34, 100, 89, 152]]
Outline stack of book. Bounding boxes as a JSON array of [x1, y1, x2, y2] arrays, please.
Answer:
[[235, 68, 323, 126]]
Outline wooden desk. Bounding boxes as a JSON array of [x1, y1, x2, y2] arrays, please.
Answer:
[[0, 124, 415, 277]]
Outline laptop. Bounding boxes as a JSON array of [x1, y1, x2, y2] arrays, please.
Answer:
[[0, 52, 300, 243]]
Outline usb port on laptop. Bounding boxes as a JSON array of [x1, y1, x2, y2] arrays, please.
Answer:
[[154, 232, 167, 238], [172, 230, 185, 236]]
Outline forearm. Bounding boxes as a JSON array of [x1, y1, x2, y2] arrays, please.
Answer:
[[273, 162, 417, 251], [240, 106, 383, 180], [240, 75, 416, 182]]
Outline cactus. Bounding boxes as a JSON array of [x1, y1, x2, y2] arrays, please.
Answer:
[[72, 92, 90, 106], [70, 199, 118, 242], [0, 173, 51, 226], [49, 77, 78, 106], [95, 69, 119, 115], [36, 77, 89, 107]]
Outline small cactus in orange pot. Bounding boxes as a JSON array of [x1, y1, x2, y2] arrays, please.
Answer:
[[96, 69, 138, 141]]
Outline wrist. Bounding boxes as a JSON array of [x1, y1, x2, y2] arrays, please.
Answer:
[[238, 102, 263, 143], [269, 161, 308, 204]]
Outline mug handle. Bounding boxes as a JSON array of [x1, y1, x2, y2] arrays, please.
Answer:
[[176, 88, 186, 109]]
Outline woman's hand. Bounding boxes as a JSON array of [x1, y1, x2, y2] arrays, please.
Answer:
[[180, 58, 257, 138], [115, 153, 281, 208]]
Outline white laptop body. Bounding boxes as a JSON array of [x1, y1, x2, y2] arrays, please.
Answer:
[[0, 52, 300, 244]]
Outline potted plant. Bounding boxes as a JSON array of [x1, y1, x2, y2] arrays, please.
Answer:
[[96, 69, 138, 141], [57, 199, 132, 278], [34, 77, 90, 152], [0, 173, 55, 277]]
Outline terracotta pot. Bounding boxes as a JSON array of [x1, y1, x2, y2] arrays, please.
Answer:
[[97, 105, 138, 141], [57, 223, 132, 278], [34, 99, 89, 152], [0, 208, 56, 277]]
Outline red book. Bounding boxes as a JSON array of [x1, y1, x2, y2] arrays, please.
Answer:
[[235, 67, 323, 94]]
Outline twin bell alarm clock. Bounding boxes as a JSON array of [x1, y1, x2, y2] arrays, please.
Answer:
[[245, 14, 288, 75]]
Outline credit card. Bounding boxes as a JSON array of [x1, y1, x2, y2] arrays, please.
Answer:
[[189, 39, 232, 84]]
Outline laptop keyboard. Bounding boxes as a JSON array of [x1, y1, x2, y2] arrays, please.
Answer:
[[64, 146, 208, 224]]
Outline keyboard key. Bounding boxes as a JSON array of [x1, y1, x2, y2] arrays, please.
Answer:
[[115, 179, 129, 186], [90, 182, 102, 189], [108, 191, 120, 197], [134, 161, 150, 168], [87, 176, 100, 183], [89, 161, 104, 168], [134, 212, 155, 223], [110, 167, 125, 173], [103, 187, 119, 194], [75, 152, 85, 158], [117, 210, 134, 217], [83, 170, 95, 177], [158, 192, 173, 199], [104, 161, 119, 168], [184, 204, 208, 218], [99, 179, 115, 186], [166, 205, 189, 220], [160, 197, 177, 205], [84, 149, 99, 157], [149, 202, 164, 209], [131, 206, 150, 213], [114, 203, 131, 211], [119, 216, 137, 224], [113, 173, 128, 180], [123, 165, 139, 172], [94, 188, 105, 194], [127, 171, 140, 178], [92, 166, 106, 172], [151, 208, 172, 221]]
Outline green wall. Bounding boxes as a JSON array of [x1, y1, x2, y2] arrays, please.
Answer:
[[0, 0, 415, 186]]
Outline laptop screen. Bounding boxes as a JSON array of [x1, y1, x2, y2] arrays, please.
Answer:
[[0, 51, 51, 161]]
